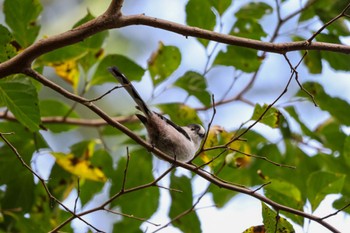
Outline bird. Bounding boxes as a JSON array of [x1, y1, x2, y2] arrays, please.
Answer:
[[108, 66, 205, 162]]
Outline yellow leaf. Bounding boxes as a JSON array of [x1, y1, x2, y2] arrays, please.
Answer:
[[201, 125, 252, 168], [50, 60, 80, 91], [204, 125, 222, 148], [52, 152, 107, 182], [225, 151, 252, 168], [243, 225, 266, 233]]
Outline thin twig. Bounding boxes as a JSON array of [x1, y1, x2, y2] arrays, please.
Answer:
[[307, 2, 350, 43], [283, 53, 317, 106], [88, 85, 123, 102], [121, 147, 131, 192], [192, 94, 216, 162], [0, 132, 102, 233], [229, 147, 296, 169], [74, 178, 80, 214], [275, 209, 280, 233], [252, 182, 272, 193], [155, 185, 183, 193], [197, 148, 228, 169], [104, 209, 160, 226], [226, 60, 295, 145], [321, 202, 350, 220], [153, 179, 211, 233], [0, 111, 138, 126]]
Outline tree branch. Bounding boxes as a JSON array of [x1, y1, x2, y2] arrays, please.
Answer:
[[0, 111, 138, 127], [1, 3, 350, 78]]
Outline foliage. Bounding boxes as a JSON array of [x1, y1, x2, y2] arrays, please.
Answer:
[[0, 0, 350, 232]]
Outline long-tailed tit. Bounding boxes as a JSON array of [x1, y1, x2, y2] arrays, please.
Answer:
[[108, 67, 205, 162]]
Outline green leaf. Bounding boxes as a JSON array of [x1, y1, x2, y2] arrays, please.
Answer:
[[7, 211, 50, 233], [251, 104, 281, 128], [297, 82, 350, 126], [299, 0, 332, 22], [243, 225, 265, 233], [321, 18, 350, 36], [39, 99, 79, 133], [304, 50, 322, 74], [333, 196, 350, 214], [235, 2, 273, 20], [157, 103, 202, 126], [48, 163, 75, 199], [79, 180, 104, 206], [307, 171, 346, 211], [0, 25, 17, 62], [113, 218, 142, 233], [4, 0, 42, 47], [148, 42, 181, 86], [208, 163, 254, 207], [315, 119, 346, 152], [0, 122, 47, 151], [186, 0, 216, 46], [73, 11, 108, 50], [209, 0, 232, 15], [299, 0, 349, 27], [0, 76, 41, 131], [264, 179, 303, 213], [37, 44, 87, 64], [214, 46, 261, 72], [0, 123, 45, 213], [110, 149, 159, 218], [72, 11, 108, 72], [292, 38, 323, 74], [262, 202, 295, 233], [285, 106, 319, 140], [174, 71, 211, 106], [2, 168, 35, 213], [169, 172, 201, 233], [230, 19, 267, 40], [316, 34, 350, 71], [343, 136, 350, 167], [91, 54, 145, 86]]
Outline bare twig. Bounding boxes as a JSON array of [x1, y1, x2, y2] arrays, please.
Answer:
[[121, 147, 131, 191], [51, 166, 175, 232], [88, 85, 123, 102], [229, 147, 296, 169], [307, 2, 350, 43], [226, 60, 295, 145], [74, 178, 80, 214], [155, 185, 183, 193], [192, 94, 216, 162], [252, 181, 272, 193], [104, 209, 160, 227], [0, 111, 138, 126], [153, 180, 211, 233], [283, 53, 318, 106], [321, 202, 350, 220]]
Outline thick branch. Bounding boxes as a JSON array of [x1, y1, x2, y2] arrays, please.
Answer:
[[1, 8, 350, 78], [119, 14, 350, 54]]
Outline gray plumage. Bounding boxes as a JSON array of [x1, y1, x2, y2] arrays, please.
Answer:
[[108, 66, 205, 162]]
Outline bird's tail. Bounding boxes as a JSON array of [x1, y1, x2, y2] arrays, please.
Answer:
[[108, 67, 152, 117]]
